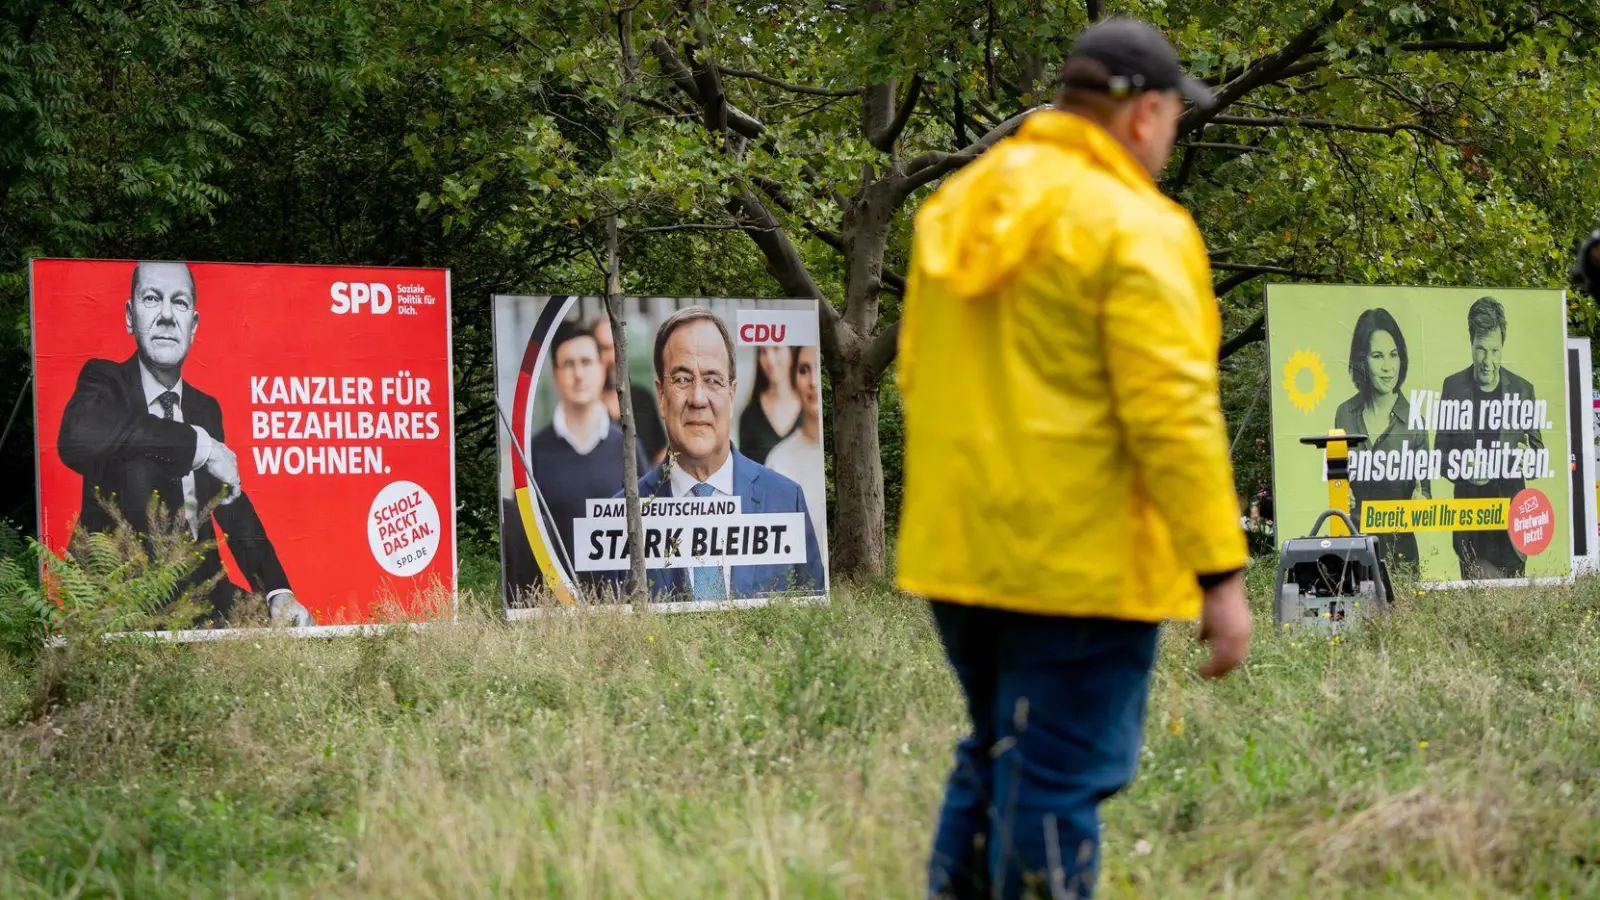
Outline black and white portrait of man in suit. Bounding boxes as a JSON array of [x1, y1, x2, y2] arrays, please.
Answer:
[[56, 260, 315, 627]]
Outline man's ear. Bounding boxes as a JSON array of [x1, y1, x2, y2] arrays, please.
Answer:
[[1131, 91, 1164, 137], [125, 300, 134, 335], [190, 308, 199, 337]]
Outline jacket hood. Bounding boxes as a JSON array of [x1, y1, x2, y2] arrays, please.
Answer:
[[910, 108, 1156, 299]]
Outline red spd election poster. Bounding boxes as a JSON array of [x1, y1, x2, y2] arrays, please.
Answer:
[[30, 258, 456, 633]]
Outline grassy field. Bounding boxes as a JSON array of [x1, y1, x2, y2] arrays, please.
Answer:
[[3, 557, 1600, 899]]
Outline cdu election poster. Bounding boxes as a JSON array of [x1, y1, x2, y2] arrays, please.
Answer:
[[30, 258, 457, 634], [1265, 283, 1572, 587], [493, 295, 830, 614]]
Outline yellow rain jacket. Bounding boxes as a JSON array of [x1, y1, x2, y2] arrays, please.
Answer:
[[894, 108, 1248, 623]]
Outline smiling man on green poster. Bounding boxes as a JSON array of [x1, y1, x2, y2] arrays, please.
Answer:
[[1266, 284, 1572, 587]]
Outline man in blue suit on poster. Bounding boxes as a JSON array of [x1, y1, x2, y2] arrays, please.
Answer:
[[608, 306, 825, 602]]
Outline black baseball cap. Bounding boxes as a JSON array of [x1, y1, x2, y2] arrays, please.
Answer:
[[1060, 17, 1215, 109]]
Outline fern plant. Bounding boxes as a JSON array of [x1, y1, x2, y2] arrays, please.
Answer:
[[0, 545, 58, 662], [0, 496, 215, 664]]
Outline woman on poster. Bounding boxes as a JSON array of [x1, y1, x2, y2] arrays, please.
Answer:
[[737, 345, 800, 464], [1333, 307, 1432, 571], [765, 345, 827, 566]]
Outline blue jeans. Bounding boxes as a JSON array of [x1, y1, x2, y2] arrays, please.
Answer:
[[926, 600, 1160, 900]]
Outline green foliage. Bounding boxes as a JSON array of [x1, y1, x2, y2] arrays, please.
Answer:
[[34, 503, 210, 637], [0, 499, 217, 718], [0, 551, 55, 663]]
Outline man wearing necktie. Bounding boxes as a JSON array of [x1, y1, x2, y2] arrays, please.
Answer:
[[611, 306, 825, 602], [687, 481, 722, 599], [56, 260, 313, 628]]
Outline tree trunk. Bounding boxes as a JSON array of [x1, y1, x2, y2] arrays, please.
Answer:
[[823, 177, 898, 581], [827, 336, 887, 579], [605, 215, 647, 602]]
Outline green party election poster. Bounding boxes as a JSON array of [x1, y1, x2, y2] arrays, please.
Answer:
[[1265, 284, 1571, 587]]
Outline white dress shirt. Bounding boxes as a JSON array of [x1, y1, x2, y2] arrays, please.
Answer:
[[552, 402, 610, 456], [666, 451, 735, 599], [667, 451, 734, 499], [138, 361, 288, 606], [138, 361, 211, 540]]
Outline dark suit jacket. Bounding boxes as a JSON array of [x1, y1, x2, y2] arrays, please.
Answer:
[[57, 355, 291, 617], [1434, 365, 1542, 495], [605, 446, 826, 602]]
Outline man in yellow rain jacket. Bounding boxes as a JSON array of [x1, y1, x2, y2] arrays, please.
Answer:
[[896, 17, 1253, 900]]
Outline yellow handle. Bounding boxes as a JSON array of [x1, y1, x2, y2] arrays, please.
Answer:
[[1326, 427, 1350, 536]]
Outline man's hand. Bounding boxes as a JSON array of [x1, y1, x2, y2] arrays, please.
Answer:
[[1197, 570, 1252, 679], [269, 592, 315, 627], [203, 441, 242, 502]]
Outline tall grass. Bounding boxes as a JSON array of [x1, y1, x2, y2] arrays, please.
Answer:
[[2, 553, 1600, 898]]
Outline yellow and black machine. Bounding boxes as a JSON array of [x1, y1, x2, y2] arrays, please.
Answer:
[[1272, 428, 1394, 632]]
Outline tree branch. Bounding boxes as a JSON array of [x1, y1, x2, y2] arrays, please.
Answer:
[[627, 223, 774, 235], [1200, 18, 1535, 92], [1024, 54, 1048, 109], [1210, 262, 1332, 278], [1214, 269, 1268, 295], [1400, 38, 1509, 52], [1181, 141, 1267, 153], [727, 187, 822, 298], [997, 72, 1024, 99], [752, 177, 905, 294], [1205, 54, 1329, 88], [864, 318, 901, 381], [1210, 114, 1463, 146], [718, 66, 863, 97], [984, 0, 998, 101], [650, 36, 764, 139], [861, 1, 897, 143], [616, 4, 639, 77], [1171, 143, 1201, 190], [864, 81, 895, 145], [1219, 315, 1266, 361], [635, 95, 691, 119], [695, 67, 729, 136], [651, 31, 863, 333], [1086, 0, 1102, 22], [1399, 19, 1540, 53], [1212, 261, 1339, 360], [968, 98, 1005, 128], [952, 84, 970, 148], [871, 73, 924, 152], [726, 184, 842, 353], [649, 36, 702, 104], [685, 21, 728, 140], [900, 105, 1040, 200], [1275, 57, 1333, 81], [1181, 0, 1358, 136]]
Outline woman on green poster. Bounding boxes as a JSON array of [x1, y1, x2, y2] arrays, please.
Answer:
[[1334, 307, 1432, 571]]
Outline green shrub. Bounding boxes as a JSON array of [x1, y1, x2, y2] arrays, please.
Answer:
[[0, 498, 215, 715]]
